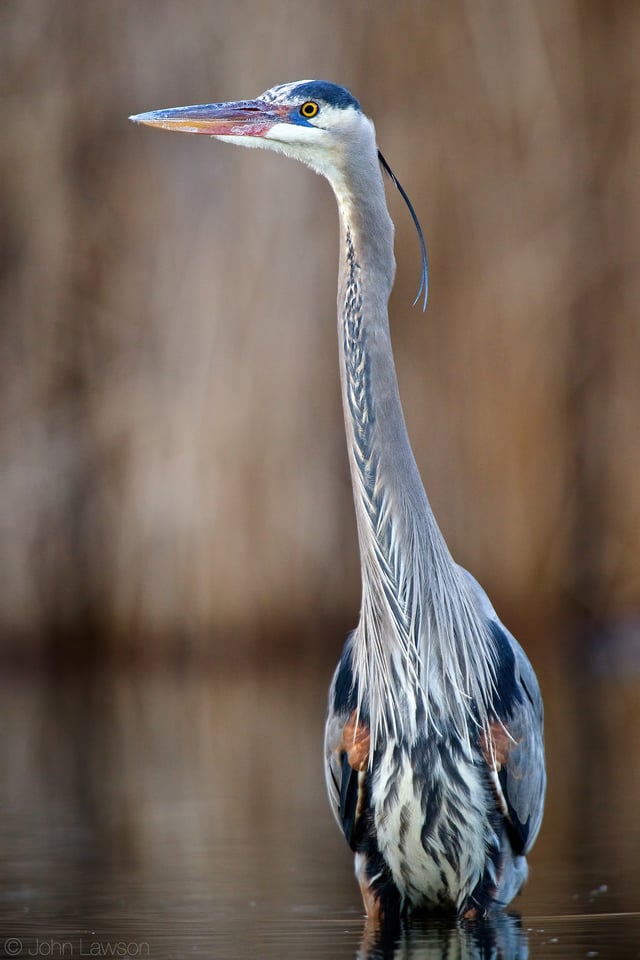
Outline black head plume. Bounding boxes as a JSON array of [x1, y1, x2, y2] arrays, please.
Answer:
[[378, 150, 428, 312]]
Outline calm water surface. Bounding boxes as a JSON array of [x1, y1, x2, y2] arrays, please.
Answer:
[[1, 661, 639, 958]]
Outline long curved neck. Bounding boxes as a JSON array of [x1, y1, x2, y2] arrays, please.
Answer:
[[330, 155, 498, 746], [338, 199, 425, 523], [334, 163, 450, 623]]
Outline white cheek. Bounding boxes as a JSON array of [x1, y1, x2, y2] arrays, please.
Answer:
[[214, 135, 266, 149], [263, 122, 322, 145]]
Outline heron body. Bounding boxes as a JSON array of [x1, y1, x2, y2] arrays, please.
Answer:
[[131, 80, 545, 921]]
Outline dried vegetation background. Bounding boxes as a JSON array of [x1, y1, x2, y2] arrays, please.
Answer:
[[1, 1, 639, 663]]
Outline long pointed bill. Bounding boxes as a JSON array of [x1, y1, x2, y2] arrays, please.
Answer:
[[129, 99, 290, 138]]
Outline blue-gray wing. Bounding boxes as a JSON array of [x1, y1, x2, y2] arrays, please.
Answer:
[[324, 637, 370, 850], [495, 633, 546, 854], [325, 707, 365, 850], [460, 567, 546, 855]]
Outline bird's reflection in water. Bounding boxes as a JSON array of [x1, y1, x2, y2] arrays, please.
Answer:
[[359, 911, 527, 960]]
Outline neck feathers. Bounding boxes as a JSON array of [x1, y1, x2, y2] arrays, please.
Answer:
[[335, 174, 498, 750]]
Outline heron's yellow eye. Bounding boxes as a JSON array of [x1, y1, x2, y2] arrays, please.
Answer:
[[300, 101, 319, 119]]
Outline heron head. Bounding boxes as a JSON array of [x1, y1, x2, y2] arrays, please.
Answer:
[[130, 80, 428, 306], [129, 80, 373, 181]]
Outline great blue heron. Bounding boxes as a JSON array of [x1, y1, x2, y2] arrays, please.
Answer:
[[131, 80, 545, 922]]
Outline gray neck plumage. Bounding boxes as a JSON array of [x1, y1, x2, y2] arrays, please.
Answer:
[[337, 187, 431, 564], [332, 159, 497, 747]]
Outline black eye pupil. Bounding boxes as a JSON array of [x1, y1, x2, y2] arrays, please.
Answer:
[[301, 101, 318, 118]]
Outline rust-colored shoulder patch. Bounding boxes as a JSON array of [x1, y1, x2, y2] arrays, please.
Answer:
[[481, 720, 517, 771], [340, 711, 370, 772]]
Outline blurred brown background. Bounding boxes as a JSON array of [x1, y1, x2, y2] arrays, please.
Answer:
[[1, 1, 639, 665]]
